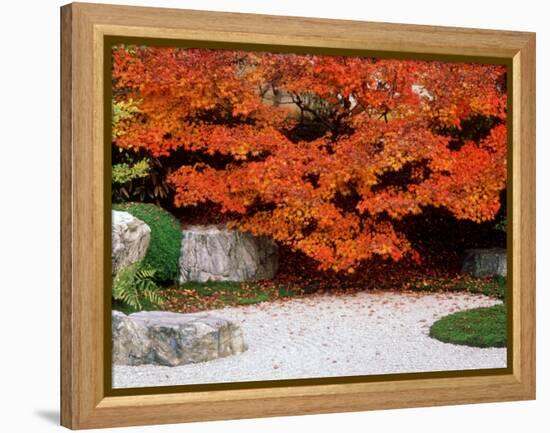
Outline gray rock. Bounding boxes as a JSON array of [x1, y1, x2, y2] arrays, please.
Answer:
[[112, 210, 151, 276], [462, 248, 507, 277], [111, 311, 152, 365], [112, 310, 247, 366], [178, 225, 278, 283]]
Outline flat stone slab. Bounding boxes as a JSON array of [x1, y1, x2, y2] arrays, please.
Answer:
[[112, 310, 247, 366], [462, 248, 507, 277]]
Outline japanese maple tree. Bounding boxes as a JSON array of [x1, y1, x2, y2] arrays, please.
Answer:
[[112, 46, 507, 272]]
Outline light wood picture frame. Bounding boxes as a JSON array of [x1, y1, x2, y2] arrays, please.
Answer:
[[60, 2, 535, 429]]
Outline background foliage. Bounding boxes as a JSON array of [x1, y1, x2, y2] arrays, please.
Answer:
[[112, 46, 507, 273]]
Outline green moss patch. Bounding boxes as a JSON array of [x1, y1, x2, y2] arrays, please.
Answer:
[[429, 304, 507, 348]]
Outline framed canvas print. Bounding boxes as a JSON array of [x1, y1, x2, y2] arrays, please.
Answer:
[[60, 2, 536, 429]]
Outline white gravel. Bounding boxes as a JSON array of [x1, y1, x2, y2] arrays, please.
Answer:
[[113, 291, 506, 388]]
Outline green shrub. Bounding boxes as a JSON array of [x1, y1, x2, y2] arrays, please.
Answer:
[[113, 203, 182, 283]]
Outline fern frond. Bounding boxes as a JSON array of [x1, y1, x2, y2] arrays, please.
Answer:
[[112, 263, 163, 311]]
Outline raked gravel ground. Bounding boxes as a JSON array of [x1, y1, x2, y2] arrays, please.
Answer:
[[113, 291, 506, 388]]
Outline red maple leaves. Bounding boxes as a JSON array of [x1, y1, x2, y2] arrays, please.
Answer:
[[112, 46, 507, 272]]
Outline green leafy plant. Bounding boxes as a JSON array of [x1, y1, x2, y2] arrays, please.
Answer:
[[494, 216, 507, 233], [112, 264, 165, 311], [112, 203, 182, 283], [111, 151, 172, 204], [112, 158, 150, 185]]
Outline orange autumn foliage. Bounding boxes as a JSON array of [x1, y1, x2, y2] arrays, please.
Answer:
[[112, 46, 507, 272]]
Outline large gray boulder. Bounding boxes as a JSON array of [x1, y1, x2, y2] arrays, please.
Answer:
[[112, 310, 153, 365], [112, 310, 247, 366], [462, 248, 507, 277], [178, 225, 278, 283], [112, 210, 151, 276]]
